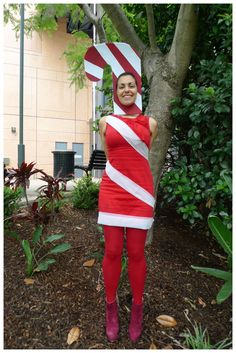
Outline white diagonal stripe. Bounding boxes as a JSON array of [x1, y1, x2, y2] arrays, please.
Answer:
[[106, 115, 149, 160], [114, 43, 141, 75], [84, 60, 104, 79], [95, 44, 124, 77], [106, 161, 155, 207], [113, 101, 126, 115]]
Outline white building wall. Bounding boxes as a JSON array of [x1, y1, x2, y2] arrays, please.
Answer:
[[3, 18, 93, 177]]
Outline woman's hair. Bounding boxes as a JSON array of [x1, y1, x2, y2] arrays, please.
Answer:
[[116, 72, 138, 88]]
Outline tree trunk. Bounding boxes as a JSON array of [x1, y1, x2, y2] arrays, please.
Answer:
[[142, 50, 181, 243]]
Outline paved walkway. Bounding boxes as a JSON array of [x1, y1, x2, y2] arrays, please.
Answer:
[[20, 177, 99, 205]]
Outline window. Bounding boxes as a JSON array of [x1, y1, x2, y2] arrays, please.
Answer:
[[73, 143, 84, 178], [55, 142, 67, 151]]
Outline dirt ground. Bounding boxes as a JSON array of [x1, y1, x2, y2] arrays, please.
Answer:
[[4, 200, 232, 349]]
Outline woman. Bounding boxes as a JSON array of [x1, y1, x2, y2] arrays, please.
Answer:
[[98, 72, 158, 343]]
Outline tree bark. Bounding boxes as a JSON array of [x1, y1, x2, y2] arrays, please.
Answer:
[[145, 5, 157, 51], [168, 4, 198, 85], [80, 4, 107, 43], [101, 4, 145, 54]]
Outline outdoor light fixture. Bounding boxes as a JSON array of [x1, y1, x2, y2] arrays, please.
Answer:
[[11, 127, 16, 133]]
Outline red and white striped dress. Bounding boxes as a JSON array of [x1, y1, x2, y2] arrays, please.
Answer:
[[98, 114, 155, 230]]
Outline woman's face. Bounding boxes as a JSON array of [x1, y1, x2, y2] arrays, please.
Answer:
[[116, 75, 138, 106]]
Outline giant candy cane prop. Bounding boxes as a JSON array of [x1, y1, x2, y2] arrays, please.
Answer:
[[84, 42, 142, 115]]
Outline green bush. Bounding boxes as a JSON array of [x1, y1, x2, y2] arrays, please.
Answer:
[[160, 163, 232, 227], [160, 8, 232, 228], [4, 186, 23, 228], [71, 175, 100, 210]]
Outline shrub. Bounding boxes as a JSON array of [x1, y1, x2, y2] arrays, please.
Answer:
[[160, 8, 232, 228], [71, 175, 100, 210], [6, 161, 68, 226], [4, 186, 23, 228], [160, 163, 232, 227], [5, 162, 42, 207]]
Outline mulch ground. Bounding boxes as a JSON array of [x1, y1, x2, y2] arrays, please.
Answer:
[[4, 200, 232, 349]]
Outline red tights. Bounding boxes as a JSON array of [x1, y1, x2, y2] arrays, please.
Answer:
[[102, 225, 147, 305]]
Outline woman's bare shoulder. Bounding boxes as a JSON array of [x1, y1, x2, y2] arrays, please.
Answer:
[[99, 116, 107, 127]]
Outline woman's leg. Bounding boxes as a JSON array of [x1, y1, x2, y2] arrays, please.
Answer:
[[126, 227, 147, 342], [126, 228, 147, 304], [102, 225, 124, 303]]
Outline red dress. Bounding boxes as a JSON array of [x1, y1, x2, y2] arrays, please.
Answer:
[[98, 114, 155, 229]]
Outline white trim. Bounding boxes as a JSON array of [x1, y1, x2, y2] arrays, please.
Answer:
[[106, 115, 149, 160], [84, 60, 104, 80], [98, 212, 154, 229], [106, 161, 155, 207]]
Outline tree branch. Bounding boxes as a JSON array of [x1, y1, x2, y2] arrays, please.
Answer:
[[80, 4, 106, 43], [145, 5, 157, 50], [102, 4, 145, 55], [167, 4, 198, 84]]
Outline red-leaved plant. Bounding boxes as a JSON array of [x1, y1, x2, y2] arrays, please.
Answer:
[[6, 162, 67, 225], [5, 161, 71, 276], [5, 162, 42, 207]]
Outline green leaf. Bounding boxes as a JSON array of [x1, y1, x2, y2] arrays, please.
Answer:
[[32, 225, 43, 244], [188, 129, 193, 138], [174, 173, 179, 180], [22, 240, 33, 276], [208, 215, 232, 255], [221, 172, 232, 192], [34, 258, 56, 272], [193, 130, 200, 138], [191, 266, 231, 281], [49, 243, 71, 254], [205, 172, 211, 178], [189, 83, 197, 92], [205, 86, 215, 95], [96, 225, 103, 234], [121, 256, 128, 272], [216, 280, 232, 304], [44, 234, 65, 243]]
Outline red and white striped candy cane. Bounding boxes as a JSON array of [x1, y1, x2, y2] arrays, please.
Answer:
[[84, 42, 142, 115]]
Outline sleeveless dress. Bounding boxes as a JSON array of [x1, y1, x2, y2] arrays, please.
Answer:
[[98, 113, 155, 230]]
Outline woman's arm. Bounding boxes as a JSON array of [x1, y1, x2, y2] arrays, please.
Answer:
[[149, 117, 158, 148], [99, 116, 108, 159]]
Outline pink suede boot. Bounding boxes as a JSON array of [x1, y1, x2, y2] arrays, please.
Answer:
[[128, 302, 143, 342], [105, 300, 119, 342]]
